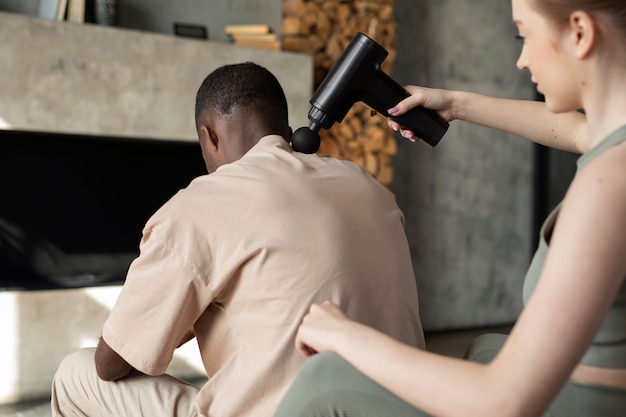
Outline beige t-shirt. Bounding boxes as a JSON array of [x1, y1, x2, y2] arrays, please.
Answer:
[[103, 135, 424, 417]]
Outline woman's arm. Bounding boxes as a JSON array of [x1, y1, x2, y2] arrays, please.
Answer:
[[297, 303, 505, 416], [388, 87, 589, 154], [296, 144, 626, 417]]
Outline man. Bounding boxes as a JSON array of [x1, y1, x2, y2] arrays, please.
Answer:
[[51, 62, 424, 417]]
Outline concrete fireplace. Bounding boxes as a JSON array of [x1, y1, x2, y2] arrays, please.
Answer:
[[0, 11, 312, 403]]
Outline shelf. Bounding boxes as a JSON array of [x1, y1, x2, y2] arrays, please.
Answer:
[[0, 12, 312, 141]]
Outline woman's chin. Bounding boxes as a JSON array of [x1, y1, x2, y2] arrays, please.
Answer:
[[544, 97, 578, 114]]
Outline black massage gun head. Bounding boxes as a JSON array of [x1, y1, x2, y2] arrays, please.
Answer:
[[291, 126, 321, 154]]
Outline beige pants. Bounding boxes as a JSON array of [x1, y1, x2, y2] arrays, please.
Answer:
[[51, 348, 200, 417]]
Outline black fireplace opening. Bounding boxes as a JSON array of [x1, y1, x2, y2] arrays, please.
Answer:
[[0, 130, 207, 291]]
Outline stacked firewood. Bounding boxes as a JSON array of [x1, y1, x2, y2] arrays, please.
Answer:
[[282, 0, 397, 188]]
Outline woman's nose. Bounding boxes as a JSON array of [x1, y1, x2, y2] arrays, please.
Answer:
[[516, 45, 528, 70]]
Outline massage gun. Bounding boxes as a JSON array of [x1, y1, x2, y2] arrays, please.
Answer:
[[291, 32, 449, 154]]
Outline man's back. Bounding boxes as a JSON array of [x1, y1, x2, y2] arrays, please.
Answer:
[[103, 135, 423, 417]]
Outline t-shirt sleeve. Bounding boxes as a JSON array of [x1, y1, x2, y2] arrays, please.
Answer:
[[102, 207, 214, 375]]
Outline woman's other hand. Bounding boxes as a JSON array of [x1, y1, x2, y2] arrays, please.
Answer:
[[295, 301, 352, 358]]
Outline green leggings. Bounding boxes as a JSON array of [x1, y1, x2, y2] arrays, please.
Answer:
[[273, 334, 626, 417]]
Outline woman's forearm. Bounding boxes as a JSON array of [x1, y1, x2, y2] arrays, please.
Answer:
[[451, 91, 588, 153], [333, 322, 528, 417]]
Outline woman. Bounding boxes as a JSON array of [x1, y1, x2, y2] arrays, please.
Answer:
[[273, 0, 626, 416]]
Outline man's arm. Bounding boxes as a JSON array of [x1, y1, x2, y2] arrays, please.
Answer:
[[94, 337, 133, 381], [94, 328, 194, 381], [177, 327, 196, 348]]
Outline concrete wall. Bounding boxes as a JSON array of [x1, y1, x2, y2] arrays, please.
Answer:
[[392, 0, 536, 330]]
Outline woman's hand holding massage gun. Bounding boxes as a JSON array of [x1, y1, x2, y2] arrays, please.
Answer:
[[386, 86, 589, 154]]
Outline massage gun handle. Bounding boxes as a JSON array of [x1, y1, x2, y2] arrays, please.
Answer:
[[388, 103, 449, 147], [367, 72, 449, 147]]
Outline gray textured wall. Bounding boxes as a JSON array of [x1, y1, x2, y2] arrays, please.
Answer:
[[392, 0, 536, 330]]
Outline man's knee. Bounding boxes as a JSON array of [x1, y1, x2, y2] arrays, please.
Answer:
[[51, 348, 98, 416], [53, 348, 97, 395], [56, 348, 97, 377]]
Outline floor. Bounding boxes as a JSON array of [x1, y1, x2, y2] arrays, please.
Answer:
[[0, 326, 511, 417]]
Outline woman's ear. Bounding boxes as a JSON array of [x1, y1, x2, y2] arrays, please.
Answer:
[[568, 10, 596, 59]]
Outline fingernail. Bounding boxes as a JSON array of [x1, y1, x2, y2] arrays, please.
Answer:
[[405, 132, 414, 140], [387, 106, 399, 115]]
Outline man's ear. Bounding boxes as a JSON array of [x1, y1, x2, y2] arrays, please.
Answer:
[[568, 11, 595, 59], [200, 124, 219, 152]]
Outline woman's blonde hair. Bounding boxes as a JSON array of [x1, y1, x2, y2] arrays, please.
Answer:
[[531, 0, 626, 40]]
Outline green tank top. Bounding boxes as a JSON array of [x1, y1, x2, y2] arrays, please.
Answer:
[[523, 125, 626, 368]]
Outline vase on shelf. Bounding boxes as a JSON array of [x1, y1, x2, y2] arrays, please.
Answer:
[[93, 0, 117, 26]]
